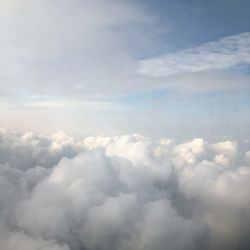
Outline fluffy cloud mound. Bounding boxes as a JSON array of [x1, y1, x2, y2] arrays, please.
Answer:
[[0, 129, 250, 250]]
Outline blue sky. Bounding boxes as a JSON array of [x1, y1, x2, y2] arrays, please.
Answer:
[[141, 0, 250, 54], [0, 0, 249, 138]]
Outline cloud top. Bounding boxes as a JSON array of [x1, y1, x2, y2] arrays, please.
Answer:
[[0, 129, 250, 250]]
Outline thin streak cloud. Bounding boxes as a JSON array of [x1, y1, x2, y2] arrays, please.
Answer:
[[138, 32, 250, 77]]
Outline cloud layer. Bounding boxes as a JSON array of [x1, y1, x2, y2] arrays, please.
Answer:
[[0, 129, 250, 250]]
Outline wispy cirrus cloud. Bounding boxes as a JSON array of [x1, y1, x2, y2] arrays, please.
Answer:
[[138, 32, 250, 77]]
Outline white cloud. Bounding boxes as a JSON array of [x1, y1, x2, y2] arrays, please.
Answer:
[[0, 0, 158, 98], [179, 163, 250, 249], [0, 129, 250, 250], [0, 229, 69, 250], [138, 32, 250, 77], [212, 141, 238, 167], [0, 129, 83, 169], [172, 138, 208, 169], [2, 0, 249, 105]]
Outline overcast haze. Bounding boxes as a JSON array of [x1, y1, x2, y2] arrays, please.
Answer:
[[1, 0, 250, 137], [0, 0, 250, 250]]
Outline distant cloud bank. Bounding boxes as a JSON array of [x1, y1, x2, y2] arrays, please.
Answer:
[[0, 129, 250, 250]]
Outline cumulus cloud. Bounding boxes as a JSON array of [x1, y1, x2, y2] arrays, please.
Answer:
[[0, 129, 250, 250], [0, 129, 83, 170], [0, 229, 69, 250], [212, 141, 239, 167]]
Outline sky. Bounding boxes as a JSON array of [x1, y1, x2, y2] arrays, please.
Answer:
[[1, 2, 250, 250], [0, 0, 250, 138]]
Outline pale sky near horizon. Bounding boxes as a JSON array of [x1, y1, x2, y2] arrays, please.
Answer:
[[0, 0, 250, 138]]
